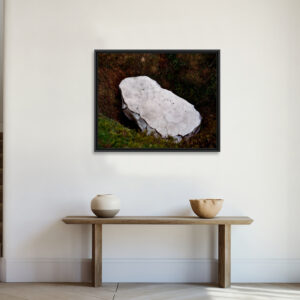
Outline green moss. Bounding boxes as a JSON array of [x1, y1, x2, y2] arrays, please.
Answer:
[[97, 114, 180, 149], [97, 113, 217, 150]]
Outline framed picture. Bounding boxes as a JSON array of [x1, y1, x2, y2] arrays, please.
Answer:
[[95, 50, 220, 151]]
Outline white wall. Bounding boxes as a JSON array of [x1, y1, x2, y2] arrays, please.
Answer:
[[1, 0, 300, 282]]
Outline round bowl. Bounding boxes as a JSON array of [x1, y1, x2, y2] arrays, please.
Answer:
[[189, 199, 224, 219]]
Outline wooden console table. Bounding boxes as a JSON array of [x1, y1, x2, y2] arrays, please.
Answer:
[[63, 216, 253, 288]]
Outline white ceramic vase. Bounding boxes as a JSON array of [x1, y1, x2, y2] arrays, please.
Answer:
[[91, 194, 120, 218]]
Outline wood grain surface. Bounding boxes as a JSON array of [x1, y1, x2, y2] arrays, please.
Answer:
[[63, 216, 253, 225], [92, 224, 102, 287], [218, 224, 231, 288]]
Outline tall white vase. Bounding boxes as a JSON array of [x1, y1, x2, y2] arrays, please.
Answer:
[[91, 194, 120, 218]]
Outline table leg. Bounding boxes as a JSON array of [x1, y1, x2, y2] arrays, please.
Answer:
[[218, 224, 231, 288], [92, 224, 102, 287]]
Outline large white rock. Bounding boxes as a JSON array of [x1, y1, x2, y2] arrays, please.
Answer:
[[119, 76, 202, 142]]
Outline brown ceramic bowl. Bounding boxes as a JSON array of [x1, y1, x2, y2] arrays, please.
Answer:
[[189, 199, 224, 219]]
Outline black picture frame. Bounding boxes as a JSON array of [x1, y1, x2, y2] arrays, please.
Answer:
[[94, 49, 220, 152]]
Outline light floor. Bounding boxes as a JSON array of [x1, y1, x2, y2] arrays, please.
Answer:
[[0, 283, 299, 300]]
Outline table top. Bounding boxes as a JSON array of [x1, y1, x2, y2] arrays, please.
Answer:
[[63, 216, 253, 225]]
